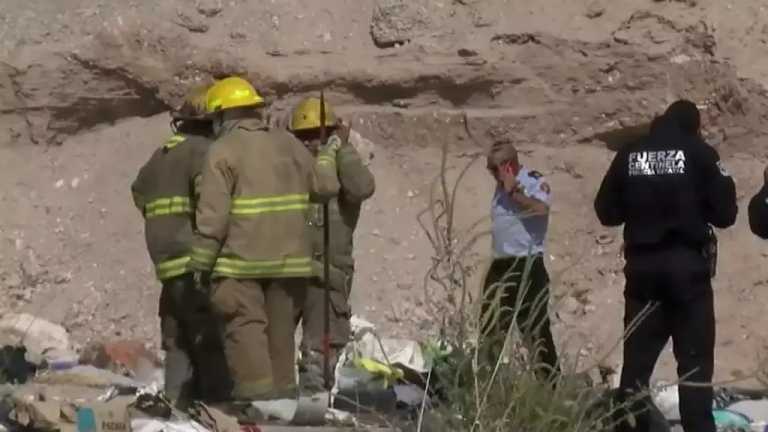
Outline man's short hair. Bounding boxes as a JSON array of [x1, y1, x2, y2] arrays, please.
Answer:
[[487, 140, 518, 170]]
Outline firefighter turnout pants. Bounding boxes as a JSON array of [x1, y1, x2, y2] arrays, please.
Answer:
[[295, 266, 352, 394], [209, 277, 306, 401]]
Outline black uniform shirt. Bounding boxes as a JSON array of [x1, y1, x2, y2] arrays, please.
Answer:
[[749, 183, 768, 239], [594, 116, 737, 249]]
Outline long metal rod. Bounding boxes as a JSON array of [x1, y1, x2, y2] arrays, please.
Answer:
[[319, 90, 333, 403]]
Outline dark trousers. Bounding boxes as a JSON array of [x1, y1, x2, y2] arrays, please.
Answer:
[[618, 245, 715, 432], [160, 274, 231, 405], [295, 268, 352, 394], [480, 255, 559, 378]]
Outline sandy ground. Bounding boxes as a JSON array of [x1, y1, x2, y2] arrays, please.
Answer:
[[2, 0, 768, 389]]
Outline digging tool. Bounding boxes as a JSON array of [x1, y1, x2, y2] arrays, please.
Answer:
[[319, 89, 333, 402]]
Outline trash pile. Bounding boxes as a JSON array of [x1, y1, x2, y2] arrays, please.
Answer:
[[0, 313, 441, 432], [654, 384, 768, 432], [5, 312, 767, 432]]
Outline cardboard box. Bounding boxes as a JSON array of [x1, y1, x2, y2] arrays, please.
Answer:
[[76, 398, 132, 432]]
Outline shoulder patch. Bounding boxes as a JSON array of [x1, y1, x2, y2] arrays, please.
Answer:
[[716, 161, 730, 177], [527, 170, 544, 179]]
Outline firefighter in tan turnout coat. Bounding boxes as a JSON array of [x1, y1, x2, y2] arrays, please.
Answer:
[[289, 97, 375, 393], [131, 85, 230, 407], [189, 77, 340, 402]]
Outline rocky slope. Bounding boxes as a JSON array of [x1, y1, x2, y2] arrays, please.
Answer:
[[2, 0, 768, 385]]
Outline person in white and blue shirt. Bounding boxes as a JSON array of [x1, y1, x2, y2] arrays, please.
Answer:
[[482, 140, 560, 380]]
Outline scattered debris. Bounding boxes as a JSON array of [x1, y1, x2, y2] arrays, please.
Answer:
[[0, 314, 74, 366], [79, 341, 162, 384], [457, 48, 478, 57], [0, 346, 35, 385]]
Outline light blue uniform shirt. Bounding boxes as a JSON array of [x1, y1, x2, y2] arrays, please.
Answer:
[[491, 167, 551, 258]]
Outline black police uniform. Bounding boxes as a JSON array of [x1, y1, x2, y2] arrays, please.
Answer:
[[594, 115, 737, 432], [749, 182, 768, 239]]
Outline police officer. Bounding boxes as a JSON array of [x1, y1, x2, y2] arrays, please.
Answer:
[[594, 100, 737, 432], [482, 140, 559, 380], [749, 165, 768, 239]]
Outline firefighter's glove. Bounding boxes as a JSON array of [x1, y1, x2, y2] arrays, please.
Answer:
[[320, 135, 343, 156]]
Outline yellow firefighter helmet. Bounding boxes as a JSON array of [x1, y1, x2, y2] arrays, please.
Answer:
[[290, 97, 337, 132], [205, 77, 265, 113]]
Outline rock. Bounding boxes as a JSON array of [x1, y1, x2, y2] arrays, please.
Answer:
[[392, 99, 410, 108], [585, 1, 605, 19], [175, 10, 210, 33], [230, 31, 247, 40], [371, 0, 430, 48], [596, 233, 615, 245], [0, 314, 72, 365], [465, 57, 487, 66], [457, 48, 478, 57], [196, 0, 223, 17], [562, 296, 582, 315], [491, 33, 540, 45]]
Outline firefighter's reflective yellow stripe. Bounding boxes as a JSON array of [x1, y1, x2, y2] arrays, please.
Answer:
[[155, 256, 191, 280], [190, 247, 217, 267], [164, 134, 187, 149], [317, 154, 336, 167], [230, 194, 309, 216], [144, 196, 192, 218], [213, 256, 313, 277]]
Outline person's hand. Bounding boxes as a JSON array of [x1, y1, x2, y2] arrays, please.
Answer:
[[336, 118, 351, 146]]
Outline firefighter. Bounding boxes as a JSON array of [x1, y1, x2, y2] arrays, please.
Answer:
[[130, 84, 230, 407], [189, 77, 340, 404], [289, 97, 375, 394], [594, 100, 737, 432]]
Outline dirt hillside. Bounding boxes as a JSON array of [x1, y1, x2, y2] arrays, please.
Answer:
[[2, 0, 768, 386]]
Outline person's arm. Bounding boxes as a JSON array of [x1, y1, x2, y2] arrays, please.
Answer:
[[749, 169, 768, 239], [594, 151, 626, 227], [298, 134, 340, 203], [510, 180, 549, 217], [130, 160, 150, 217], [698, 144, 737, 229], [337, 143, 375, 203], [189, 143, 233, 272]]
